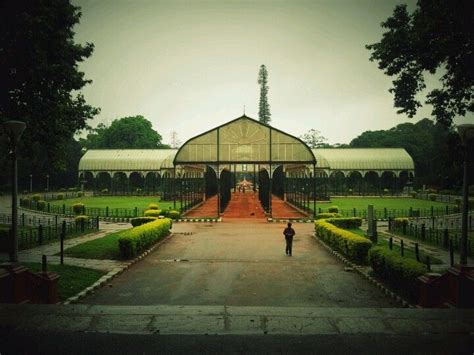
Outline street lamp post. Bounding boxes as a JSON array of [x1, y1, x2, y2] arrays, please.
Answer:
[[29, 174, 32, 193], [2, 120, 26, 263], [46, 174, 49, 191], [457, 124, 474, 265]]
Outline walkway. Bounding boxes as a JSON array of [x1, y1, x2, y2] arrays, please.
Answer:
[[83, 221, 399, 307], [183, 196, 218, 218], [271, 195, 308, 219], [223, 192, 265, 219]]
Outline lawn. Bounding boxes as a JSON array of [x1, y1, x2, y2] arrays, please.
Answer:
[[322, 197, 454, 211], [23, 262, 105, 300], [348, 227, 442, 264], [63, 229, 127, 260], [48, 196, 178, 210]]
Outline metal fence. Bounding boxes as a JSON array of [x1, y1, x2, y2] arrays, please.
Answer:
[[389, 219, 473, 257], [317, 205, 460, 219], [0, 218, 99, 251]]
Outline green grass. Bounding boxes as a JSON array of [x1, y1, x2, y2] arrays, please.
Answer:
[[23, 262, 105, 300], [63, 229, 129, 260], [347, 228, 443, 265], [320, 197, 454, 211], [48, 196, 179, 210]]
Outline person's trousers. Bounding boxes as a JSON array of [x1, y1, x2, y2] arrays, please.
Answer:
[[285, 237, 293, 255]]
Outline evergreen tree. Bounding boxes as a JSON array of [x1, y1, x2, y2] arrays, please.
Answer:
[[258, 65, 271, 124]]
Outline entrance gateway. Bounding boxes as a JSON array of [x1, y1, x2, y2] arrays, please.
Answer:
[[172, 115, 318, 219]]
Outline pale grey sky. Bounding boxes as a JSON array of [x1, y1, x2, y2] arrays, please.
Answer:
[[73, 0, 472, 145]]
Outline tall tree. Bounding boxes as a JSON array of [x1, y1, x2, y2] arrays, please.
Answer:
[[0, 0, 99, 186], [81, 115, 170, 149], [366, 1, 474, 127], [300, 129, 329, 148], [258, 64, 271, 124]]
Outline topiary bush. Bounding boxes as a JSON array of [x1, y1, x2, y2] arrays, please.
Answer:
[[428, 193, 437, 201], [57, 193, 64, 200], [144, 209, 162, 217], [410, 191, 417, 198], [130, 217, 157, 227], [393, 217, 409, 229], [315, 219, 372, 264], [72, 203, 85, 215], [328, 206, 339, 213], [32, 194, 41, 202], [77, 191, 84, 197], [167, 210, 181, 220], [315, 212, 341, 220], [101, 188, 109, 194], [118, 218, 172, 258], [148, 203, 159, 210], [368, 246, 427, 302], [36, 200, 46, 211]]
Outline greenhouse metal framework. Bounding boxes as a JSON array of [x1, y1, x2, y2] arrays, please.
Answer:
[[78, 115, 415, 218]]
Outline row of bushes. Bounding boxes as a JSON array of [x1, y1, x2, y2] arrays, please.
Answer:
[[314, 218, 370, 264], [368, 246, 427, 302], [118, 218, 172, 258]]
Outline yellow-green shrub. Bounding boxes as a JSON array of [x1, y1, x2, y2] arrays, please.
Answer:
[[37, 200, 46, 211], [57, 193, 64, 200], [315, 219, 372, 264], [77, 191, 84, 197], [32, 194, 41, 202], [130, 216, 157, 227], [393, 217, 409, 229], [315, 212, 341, 220], [328, 206, 339, 213], [144, 209, 162, 217], [148, 203, 159, 210], [118, 218, 172, 258], [369, 246, 427, 302], [167, 210, 180, 219], [72, 203, 85, 215]]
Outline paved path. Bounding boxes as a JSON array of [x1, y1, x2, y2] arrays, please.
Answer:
[[0, 304, 472, 354], [83, 220, 399, 307]]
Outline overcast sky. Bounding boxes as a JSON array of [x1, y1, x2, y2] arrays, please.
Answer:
[[73, 0, 472, 145]]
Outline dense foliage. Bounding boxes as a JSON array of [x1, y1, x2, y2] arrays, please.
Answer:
[[0, 0, 99, 191], [366, 1, 473, 126], [80, 115, 170, 149], [258, 65, 271, 125]]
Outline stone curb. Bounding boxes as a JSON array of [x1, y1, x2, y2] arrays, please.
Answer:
[[313, 233, 414, 308], [176, 218, 222, 223], [63, 232, 175, 305], [268, 218, 314, 223]]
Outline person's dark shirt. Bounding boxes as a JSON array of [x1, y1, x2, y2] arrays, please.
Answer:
[[283, 227, 295, 239]]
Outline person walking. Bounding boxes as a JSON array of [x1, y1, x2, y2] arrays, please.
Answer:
[[283, 222, 295, 256]]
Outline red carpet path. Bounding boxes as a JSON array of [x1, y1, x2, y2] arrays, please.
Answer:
[[184, 192, 307, 219]]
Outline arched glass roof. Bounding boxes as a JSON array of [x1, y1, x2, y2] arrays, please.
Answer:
[[78, 149, 177, 171], [312, 148, 414, 171], [174, 115, 316, 164]]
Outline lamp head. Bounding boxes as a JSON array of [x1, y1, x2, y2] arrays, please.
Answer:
[[2, 120, 26, 144], [457, 124, 474, 147]]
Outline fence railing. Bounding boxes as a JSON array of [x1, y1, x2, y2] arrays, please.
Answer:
[[317, 205, 460, 219], [0, 218, 99, 251], [389, 219, 473, 257]]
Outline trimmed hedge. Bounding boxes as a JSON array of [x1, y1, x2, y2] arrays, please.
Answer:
[[148, 203, 159, 210], [328, 206, 339, 213], [32, 194, 41, 202], [72, 203, 85, 215], [130, 216, 157, 227], [144, 209, 162, 217], [37, 200, 46, 211], [167, 210, 180, 219], [369, 246, 427, 302], [325, 217, 362, 229], [393, 217, 409, 229], [118, 218, 171, 258], [57, 193, 64, 200], [315, 219, 372, 264], [315, 212, 341, 220], [75, 215, 90, 223]]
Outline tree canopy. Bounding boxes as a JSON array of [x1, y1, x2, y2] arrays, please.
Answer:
[[300, 129, 330, 148], [0, 0, 98, 190], [366, 0, 473, 126], [81, 116, 170, 149], [258, 64, 271, 125]]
